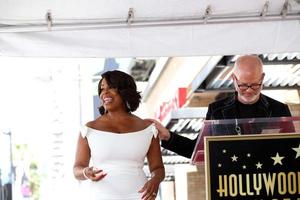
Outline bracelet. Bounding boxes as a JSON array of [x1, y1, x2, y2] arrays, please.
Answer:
[[82, 167, 89, 179]]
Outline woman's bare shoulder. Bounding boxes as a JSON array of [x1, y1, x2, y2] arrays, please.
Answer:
[[131, 115, 152, 127], [142, 119, 153, 127], [85, 120, 96, 129], [85, 116, 107, 129]]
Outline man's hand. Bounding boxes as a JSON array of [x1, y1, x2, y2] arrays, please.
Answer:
[[146, 119, 171, 141]]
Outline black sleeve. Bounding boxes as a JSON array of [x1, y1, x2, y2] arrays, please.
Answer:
[[161, 132, 198, 158], [284, 104, 292, 117], [205, 104, 213, 120]]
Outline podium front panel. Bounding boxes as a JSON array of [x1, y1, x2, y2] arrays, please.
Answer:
[[205, 133, 300, 200]]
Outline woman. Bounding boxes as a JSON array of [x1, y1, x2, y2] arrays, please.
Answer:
[[73, 70, 165, 200]]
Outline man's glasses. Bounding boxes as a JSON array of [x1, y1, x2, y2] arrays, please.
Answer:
[[237, 83, 262, 91], [233, 75, 263, 91]]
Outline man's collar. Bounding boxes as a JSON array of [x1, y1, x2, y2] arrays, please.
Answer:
[[224, 92, 270, 109]]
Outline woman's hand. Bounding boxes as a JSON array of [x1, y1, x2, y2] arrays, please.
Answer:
[[138, 177, 160, 200], [83, 167, 107, 181]]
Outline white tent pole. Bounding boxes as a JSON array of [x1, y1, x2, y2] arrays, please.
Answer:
[[0, 13, 299, 33]]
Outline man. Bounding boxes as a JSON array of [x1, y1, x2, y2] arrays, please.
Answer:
[[153, 55, 292, 158]]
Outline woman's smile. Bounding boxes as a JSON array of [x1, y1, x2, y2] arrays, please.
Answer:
[[103, 97, 113, 105]]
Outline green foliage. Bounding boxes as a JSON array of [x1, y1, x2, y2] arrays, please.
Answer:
[[29, 162, 40, 200], [14, 143, 41, 200]]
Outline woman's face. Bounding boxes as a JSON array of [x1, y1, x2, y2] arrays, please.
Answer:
[[99, 78, 124, 112]]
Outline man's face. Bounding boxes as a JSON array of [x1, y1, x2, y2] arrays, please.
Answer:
[[232, 73, 264, 104]]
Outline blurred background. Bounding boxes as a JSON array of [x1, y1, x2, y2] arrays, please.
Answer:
[[1, 54, 300, 200]]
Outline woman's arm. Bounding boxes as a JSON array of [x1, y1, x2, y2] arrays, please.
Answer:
[[73, 133, 91, 180], [147, 137, 165, 182], [139, 136, 165, 199], [73, 127, 107, 181]]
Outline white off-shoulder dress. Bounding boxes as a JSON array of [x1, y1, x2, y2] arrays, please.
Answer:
[[80, 124, 158, 200]]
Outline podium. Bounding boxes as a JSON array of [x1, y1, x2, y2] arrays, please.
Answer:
[[191, 117, 300, 200]]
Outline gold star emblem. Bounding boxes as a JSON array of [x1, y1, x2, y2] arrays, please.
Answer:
[[231, 155, 238, 162], [271, 152, 285, 165], [256, 162, 263, 169], [292, 144, 300, 159]]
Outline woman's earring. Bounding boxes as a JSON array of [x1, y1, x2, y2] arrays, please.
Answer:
[[126, 101, 131, 111]]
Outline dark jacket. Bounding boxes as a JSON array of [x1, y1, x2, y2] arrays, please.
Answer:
[[161, 93, 292, 158]]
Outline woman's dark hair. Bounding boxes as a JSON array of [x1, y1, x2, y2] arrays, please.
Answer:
[[98, 70, 142, 115]]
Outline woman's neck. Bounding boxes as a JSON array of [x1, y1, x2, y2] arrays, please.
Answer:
[[105, 110, 131, 120]]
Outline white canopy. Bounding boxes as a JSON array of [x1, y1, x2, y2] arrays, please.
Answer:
[[0, 0, 300, 57]]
